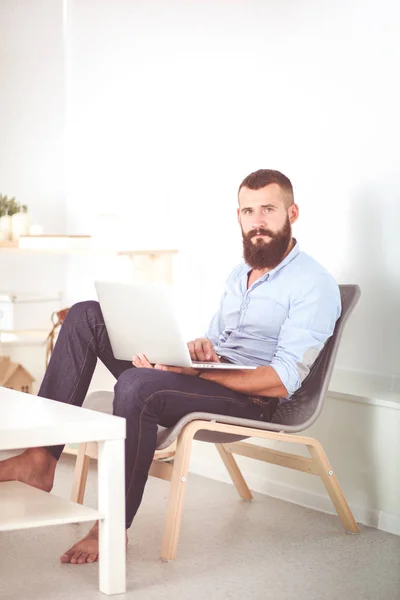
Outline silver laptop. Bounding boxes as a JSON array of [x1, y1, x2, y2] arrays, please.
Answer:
[[95, 281, 256, 370]]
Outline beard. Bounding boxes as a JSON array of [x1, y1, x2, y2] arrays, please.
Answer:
[[242, 216, 292, 270]]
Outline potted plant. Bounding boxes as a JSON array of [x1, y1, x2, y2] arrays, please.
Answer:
[[0, 194, 15, 241], [11, 203, 29, 241], [0, 195, 29, 242]]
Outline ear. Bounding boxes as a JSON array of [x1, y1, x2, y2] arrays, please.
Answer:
[[237, 207, 241, 225], [288, 203, 299, 225]]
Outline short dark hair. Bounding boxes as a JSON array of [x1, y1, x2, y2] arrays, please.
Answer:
[[238, 169, 294, 206]]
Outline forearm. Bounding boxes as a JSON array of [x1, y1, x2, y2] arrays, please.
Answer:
[[199, 366, 288, 398]]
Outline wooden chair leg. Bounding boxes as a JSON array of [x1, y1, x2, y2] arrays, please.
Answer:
[[71, 442, 91, 504], [307, 441, 359, 534], [160, 426, 195, 562], [154, 440, 177, 462], [216, 443, 253, 501]]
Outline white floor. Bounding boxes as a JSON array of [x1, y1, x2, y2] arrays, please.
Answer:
[[1, 453, 399, 600]]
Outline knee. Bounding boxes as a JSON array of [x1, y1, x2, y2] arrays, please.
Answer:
[[113, 369, 164, 418], [65, 300, 102, 324], [113, 369, 145, 417]]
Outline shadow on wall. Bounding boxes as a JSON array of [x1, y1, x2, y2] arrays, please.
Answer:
[[334, 174, 400, 514], [336, 176, 400, 379]]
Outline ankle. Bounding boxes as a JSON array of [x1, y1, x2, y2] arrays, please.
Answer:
[[25, 447, 57, 465]]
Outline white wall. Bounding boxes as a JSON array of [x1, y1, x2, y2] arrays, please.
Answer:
[[0, 0, 66, 237], [65, 0, 400, 378], [0, 0, 67, 296], [0, 0, 67, 385]]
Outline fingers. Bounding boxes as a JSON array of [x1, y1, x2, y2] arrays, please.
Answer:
[[132, 361, 185, 374], [188, 339, 203, 360], [187, 340, 196, 359], [133, 341, 219, 368], [155, 365, 198, 376], [197, 339, 219, 361], [132, 353, 153, 368], [188, 338, 219, 362], [194, 339, 207, 360]]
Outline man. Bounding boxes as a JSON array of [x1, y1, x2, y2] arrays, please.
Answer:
[[0, 169, 341, 564]]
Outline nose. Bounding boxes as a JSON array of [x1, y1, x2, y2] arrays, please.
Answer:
[[251, 214, 267, 229]]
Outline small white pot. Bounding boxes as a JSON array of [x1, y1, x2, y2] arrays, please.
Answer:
[[0, 215, 12, 241], [11, 212, 30, 241]]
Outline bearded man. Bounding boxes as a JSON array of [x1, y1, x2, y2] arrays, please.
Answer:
[[0, 169, 341, 564]]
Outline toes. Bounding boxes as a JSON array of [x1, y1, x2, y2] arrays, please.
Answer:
[[60, 534, 100, 566], [77, 552, 97, 564], [70, 551, 83, 564], [61, 549, 97, 565], [87, 553, 98, 563], [60, 551, 74, 563]]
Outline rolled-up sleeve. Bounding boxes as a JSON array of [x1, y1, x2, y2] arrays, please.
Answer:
[[270, 275, 341, 398]]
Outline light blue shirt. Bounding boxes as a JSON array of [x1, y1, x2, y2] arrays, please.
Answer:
[[206, 241, 341, 398]]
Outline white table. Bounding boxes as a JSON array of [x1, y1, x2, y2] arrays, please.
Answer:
[[0, 386, 126, 595]]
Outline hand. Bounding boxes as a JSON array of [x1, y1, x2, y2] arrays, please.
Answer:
[[132, 354, 200, 377], [187, 338, 220, 362], [154, 364, 200, 377], [132, 353, 153, 368]]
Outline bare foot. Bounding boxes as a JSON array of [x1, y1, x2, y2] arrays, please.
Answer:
[[0, 447, 56, 492], [60, 522, 128, 565]]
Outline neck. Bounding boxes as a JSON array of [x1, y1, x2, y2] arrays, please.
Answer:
[[282, 237, 295, 262]]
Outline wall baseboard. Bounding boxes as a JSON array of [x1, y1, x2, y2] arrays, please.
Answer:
[[329, 367, 400, 410], [377, 511, 400, 536], [189, 458, 400, 537]]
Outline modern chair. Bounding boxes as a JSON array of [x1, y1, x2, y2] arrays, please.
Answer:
[[71, 284, 361, 562]]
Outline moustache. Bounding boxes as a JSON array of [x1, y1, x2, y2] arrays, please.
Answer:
[[247, 228, 275, 240]]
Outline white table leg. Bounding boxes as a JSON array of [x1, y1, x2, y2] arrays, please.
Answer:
[[97, 439, 126, 595]]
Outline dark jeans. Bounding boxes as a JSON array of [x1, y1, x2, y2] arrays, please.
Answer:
[[39, 301, 278, 528]]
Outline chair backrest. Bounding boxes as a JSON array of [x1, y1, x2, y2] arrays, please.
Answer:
[[270, 283, 361, 431]]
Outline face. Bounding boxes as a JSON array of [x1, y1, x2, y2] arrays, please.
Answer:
[[238, 183, 299, 270]]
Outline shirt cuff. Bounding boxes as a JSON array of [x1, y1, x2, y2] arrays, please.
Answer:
[[269, 361, 299, 398]]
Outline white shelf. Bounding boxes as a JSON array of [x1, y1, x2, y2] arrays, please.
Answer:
[[0, 329, 49, 346], [0, 244, 178, 256], [0, 481, 101, 532]]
